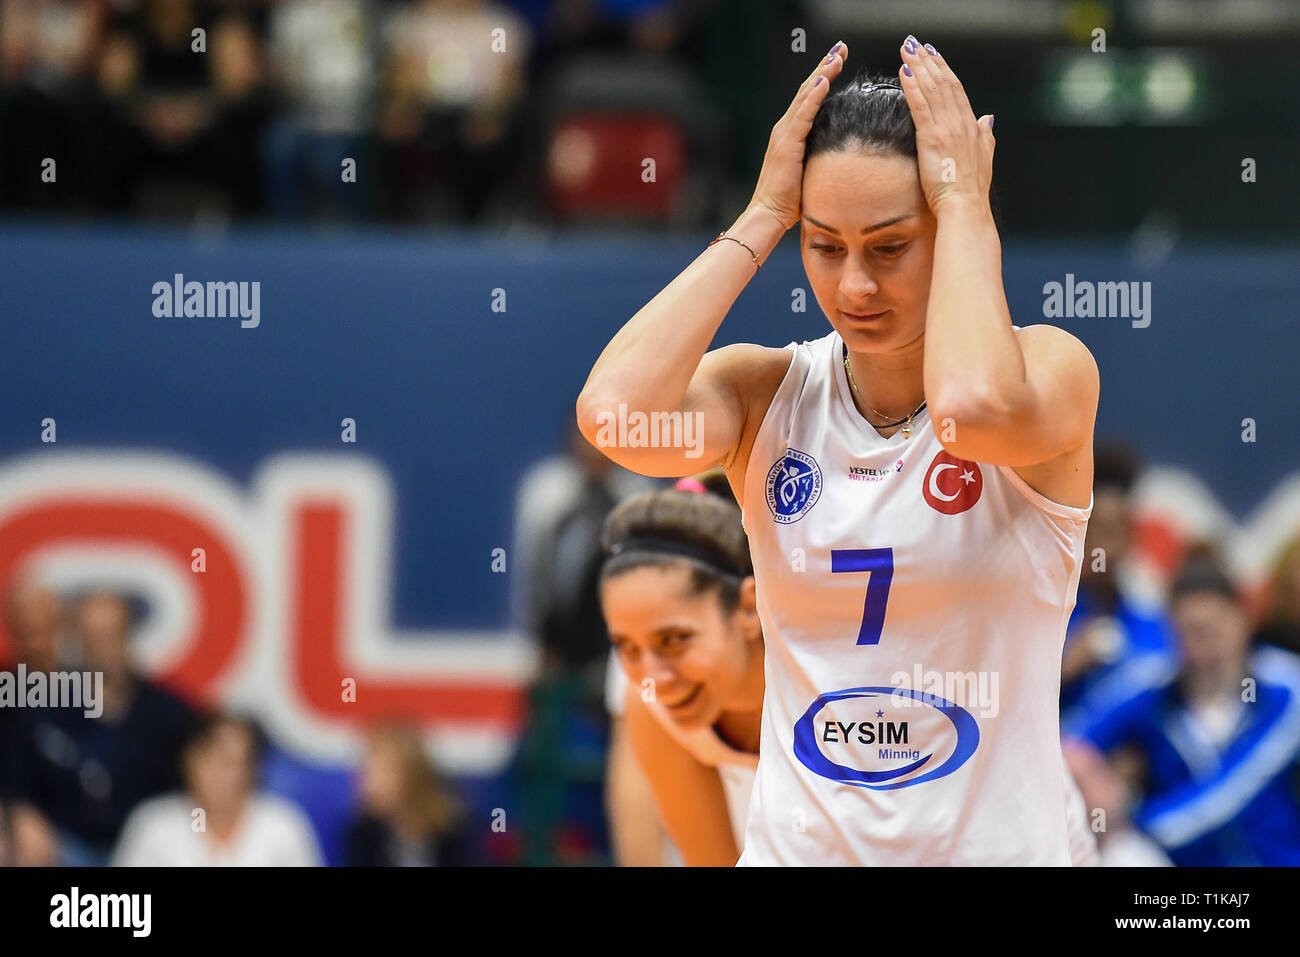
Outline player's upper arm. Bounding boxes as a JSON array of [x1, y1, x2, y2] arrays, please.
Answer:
[[623, 683, 738, 866], [576, 343, 788, 479], [605, 715, 668, 867], [935, 324, 1099, 467]]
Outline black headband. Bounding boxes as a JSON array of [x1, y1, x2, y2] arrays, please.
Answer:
[[605, 536, 745, 579]]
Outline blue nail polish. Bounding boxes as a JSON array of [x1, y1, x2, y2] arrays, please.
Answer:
[[906, 35, 918, 46], [904, 40, 917, 54], [903, 64, 913, 77], [924, 43, 937, 55], [830, 41, 843, 55]]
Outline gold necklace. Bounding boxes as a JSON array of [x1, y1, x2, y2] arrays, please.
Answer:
[[843, 353, 926, 439]]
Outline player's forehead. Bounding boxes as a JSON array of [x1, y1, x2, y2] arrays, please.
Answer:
[[802, 150, 921, 229], [603, 565, 714, 622]]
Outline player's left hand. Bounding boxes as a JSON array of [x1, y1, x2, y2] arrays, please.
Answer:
[[897, 36, 995, 215]]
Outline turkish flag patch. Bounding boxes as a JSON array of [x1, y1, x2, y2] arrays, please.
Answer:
[[922, 450, 983, 514]]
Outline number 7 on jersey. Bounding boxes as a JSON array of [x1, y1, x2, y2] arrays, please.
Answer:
[[830, 548, 894, 645]]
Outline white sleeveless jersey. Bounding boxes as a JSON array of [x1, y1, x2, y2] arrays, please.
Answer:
[[737, 330, 1092, 866], [606, 654, 758, 849]]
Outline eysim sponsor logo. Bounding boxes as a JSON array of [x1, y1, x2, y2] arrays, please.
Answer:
[[49, 887, 151, 937]]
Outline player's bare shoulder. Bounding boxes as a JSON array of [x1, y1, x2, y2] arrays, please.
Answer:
[[707, 342, 796, 507], [1010, 323, 1098, 508], [1014, 323, 1099, 385]]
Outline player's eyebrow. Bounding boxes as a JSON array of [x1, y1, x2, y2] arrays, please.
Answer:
[[802, 213, 915, 235]]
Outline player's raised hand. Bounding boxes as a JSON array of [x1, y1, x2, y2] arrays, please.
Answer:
[[749, 40, 849, 231], [897, 36, 995, 215]]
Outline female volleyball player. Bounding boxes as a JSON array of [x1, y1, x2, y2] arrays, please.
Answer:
[[577, 36, 1099, 865], [600, 482, 762, 866], [601, 479, 1098, 867]]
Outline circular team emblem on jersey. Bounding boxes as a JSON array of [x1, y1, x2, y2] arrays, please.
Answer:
[[793, 687, 980, 790], [922, 450, 983, 514], [766, 449, 823, 523]]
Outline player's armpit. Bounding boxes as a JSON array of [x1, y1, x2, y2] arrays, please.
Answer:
[[932, 324, 1099, 467], [623, 685, 739, 867], [575, 343, 782, 480]]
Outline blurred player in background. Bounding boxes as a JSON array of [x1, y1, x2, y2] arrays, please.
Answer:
[[600, 481, 762, 865], [508, 420, 657, 864]]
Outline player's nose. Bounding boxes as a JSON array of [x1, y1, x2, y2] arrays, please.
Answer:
[[838, 256, 880, 298], [640, 653, 678, 696]]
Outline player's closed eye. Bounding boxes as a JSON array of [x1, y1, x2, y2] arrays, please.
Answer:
[[810, 243, 908, 256], [657, 631, 692, 654]]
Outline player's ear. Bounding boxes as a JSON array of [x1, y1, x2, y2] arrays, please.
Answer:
[[735, 576, 761, 640]]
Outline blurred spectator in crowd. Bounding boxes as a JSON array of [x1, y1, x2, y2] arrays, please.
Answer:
[[0, 576, 63, 674], [525, 0, 687, 69], [91, 0, 271, 218], [377, 0, 532, 222], [58, 2, 271, 217], [0, 578, 65, 845], [1253, 537, 1300, 657], [1062, 736, 1171, 867], [113, 712, 321, 866], [1065, 557, 1300, 866], [512, 420, 658, 692], [202, 14, 273, 216], [346, 723, 473, 866], [126, 0, 221, 214], [264, 0, 377, 220], [4, 590, 199, 866], [0, 577, 62, 864], [79, 24, 143, 213], [0, 0, 105, 210], [506, 420, 657, 864], [0, 0, 723, 224], [1061, 439, 1175, 717]]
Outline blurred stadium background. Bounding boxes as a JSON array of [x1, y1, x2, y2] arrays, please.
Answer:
[[0, 0, 1298, 866]]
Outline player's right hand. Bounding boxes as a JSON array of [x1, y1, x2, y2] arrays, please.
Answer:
[[749, 40, 848, 232]]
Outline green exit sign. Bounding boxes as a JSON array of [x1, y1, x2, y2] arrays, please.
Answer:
[[1043, 49, 1209, 125]]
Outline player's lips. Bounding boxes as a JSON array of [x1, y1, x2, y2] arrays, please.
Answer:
[[664, 684, 703, 712], [841, 309, 889, 322]]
